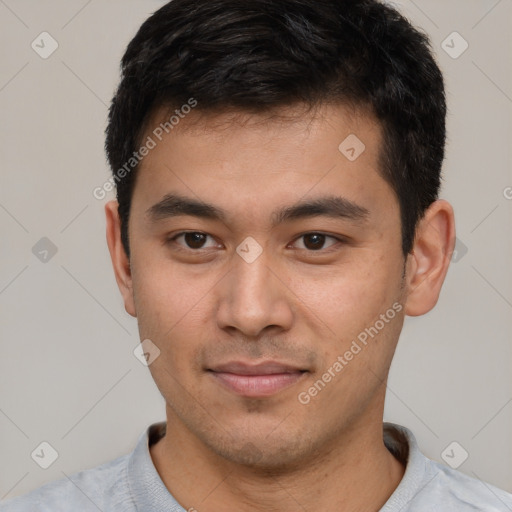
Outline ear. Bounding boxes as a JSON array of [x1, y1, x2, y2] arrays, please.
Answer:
[[105, 200, 136, 317], [404, 199, 456, 316]]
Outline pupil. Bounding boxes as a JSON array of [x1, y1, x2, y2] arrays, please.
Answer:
[[185, 232, 206, 249], [305, 234, 324, 250]]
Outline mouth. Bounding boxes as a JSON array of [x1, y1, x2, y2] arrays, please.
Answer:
[[207, 361, 308, 398]]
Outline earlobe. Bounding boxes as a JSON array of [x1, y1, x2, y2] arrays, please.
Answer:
[[404, 200, 455, 317], [105, 200, 137, 317]]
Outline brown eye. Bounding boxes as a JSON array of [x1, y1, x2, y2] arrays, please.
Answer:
[[294, 233, 339, 251], [303, 234, 326, 250], [183, 232, 207, 249], [168, 232, 218, 250]]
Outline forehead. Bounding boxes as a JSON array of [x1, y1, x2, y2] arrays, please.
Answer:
[[138, 102, 383, 177], [131, 102, 397, 230]]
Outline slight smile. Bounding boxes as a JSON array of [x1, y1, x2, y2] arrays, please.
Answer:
[[208, 361, 309, 398]]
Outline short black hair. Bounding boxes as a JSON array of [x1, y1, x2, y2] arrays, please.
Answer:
[[105, 0, 446, 259]]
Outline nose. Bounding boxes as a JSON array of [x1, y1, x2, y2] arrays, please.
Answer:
[[216, 246, 294, 338]]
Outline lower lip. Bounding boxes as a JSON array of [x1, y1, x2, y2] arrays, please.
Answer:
[[209, 371, 306, 397]]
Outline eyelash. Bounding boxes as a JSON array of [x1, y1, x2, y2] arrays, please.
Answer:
[[166, 231, 346, 253]]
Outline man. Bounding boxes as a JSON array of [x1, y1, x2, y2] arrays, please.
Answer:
[[2, 0, 511, 510]]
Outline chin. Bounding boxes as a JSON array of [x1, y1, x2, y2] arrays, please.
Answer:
[[202, 428, 316, 472]]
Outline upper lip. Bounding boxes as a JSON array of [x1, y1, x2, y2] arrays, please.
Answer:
[[209, 361, 306, 375]]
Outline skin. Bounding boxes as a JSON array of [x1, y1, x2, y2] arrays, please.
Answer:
[[105, 103, 455, 512]]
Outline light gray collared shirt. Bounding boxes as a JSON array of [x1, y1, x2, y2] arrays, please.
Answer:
[[1, 422, 511, 511]]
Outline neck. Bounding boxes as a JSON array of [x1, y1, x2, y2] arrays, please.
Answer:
[[150, 406, 405, 512]]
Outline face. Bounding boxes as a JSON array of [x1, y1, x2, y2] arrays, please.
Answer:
[[115, 103, 410, 468]]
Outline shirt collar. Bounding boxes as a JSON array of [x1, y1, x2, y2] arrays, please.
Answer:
[[127, 421, 429, 512]]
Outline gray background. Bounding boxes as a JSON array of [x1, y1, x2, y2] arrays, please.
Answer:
[[1, 0, 511, 499]]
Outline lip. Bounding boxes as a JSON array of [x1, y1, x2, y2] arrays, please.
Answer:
[[208, 361, 307, 397]]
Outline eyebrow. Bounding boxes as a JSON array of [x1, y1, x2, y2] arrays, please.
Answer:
[[146, 193, 370, 227]]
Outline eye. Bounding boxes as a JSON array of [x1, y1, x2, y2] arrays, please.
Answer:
[[167, 231, 345, 253], [167, 231, 219, 250], [291, 233, 342, 251]]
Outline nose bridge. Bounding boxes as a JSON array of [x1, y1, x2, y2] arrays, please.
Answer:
[[231, 245, 275, 310], [216, 244, 292, 335]]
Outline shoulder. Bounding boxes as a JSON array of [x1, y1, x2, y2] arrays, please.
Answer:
[[383, 423, 512, 511], [0, 453, 134, 512], [423, 459, 512, 511]]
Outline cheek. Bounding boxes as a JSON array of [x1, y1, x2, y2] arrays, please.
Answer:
[[130, 259, 216, 384], [132, 251, 212, 330], [291, 253, 400, 343]]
